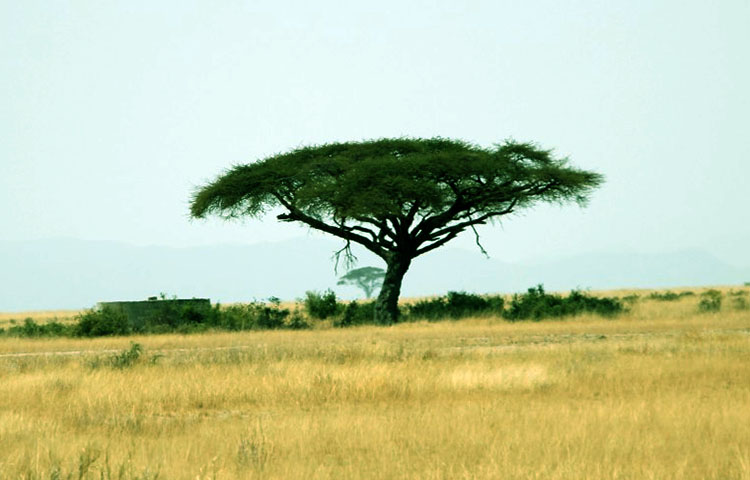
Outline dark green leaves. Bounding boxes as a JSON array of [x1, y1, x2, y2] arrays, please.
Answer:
[[191, 137, 603, 257]]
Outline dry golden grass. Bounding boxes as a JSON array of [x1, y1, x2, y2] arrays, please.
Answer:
[[0, 310, 80, 329], [0, 287, 749, 479]]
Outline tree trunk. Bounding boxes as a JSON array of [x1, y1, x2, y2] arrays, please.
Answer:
[[374, 254, 412, 325]]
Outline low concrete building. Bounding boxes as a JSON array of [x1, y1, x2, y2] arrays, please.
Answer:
[[97, 297, 211, 330]]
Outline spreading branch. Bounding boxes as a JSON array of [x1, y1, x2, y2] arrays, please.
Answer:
[[190, 137, 604, 324]]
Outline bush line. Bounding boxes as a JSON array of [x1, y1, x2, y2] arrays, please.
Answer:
[[1, 285, 632, 338]]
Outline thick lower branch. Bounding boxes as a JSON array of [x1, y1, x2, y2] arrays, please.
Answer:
[[415, 230, 461, 257], [277, 210, 385, 257]]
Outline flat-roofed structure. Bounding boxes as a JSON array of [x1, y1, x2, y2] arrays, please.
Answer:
[[97, 298, 211, 330]]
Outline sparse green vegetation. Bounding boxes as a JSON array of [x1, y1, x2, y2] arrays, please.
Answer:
[[647, 290, 694, 301], [206, 300, 295, 331], [732, 296, 748, 310], [504, 285, 623, 321], [4, 318, 72, 337], [728, 290, 749, 310], [284, 309, 311, 330], [0, 286, 629, 338], [1, 299, 304, 338], [303, 289, 341, 319], [698, 289, 723, 313], [620, 293, 640, 303], [407, 291, 505, 320], [109, 342, 144, 369], [75, 306, 133, 337], [334, 300, 377, 327]]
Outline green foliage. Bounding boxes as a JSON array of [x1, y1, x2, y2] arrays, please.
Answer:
[[253, 303, 290, 330], [698, 290, 722, 313], [304, 289, 341, 319], [647, 290, 694, 301], [216, 304, 257, 331], [191, 137, 604, 325], [407, 291, 504, 320], [285, 309, 311, 330], [503, 285, 623, 321], [334, 300, 377, 327], [2, 299, 309, 339], [620, 294, 640, 303], [86, 342, 152, 370], [335, 287, 622, 326], [75, 299, 290, 335], [191, 138, 603, 227], [732, 296, 748, 310], [729, 289, 748, 311], [74, 307, 133, 337], [337, 266, 385, 298], [3, 285, 628, 339], [211, 302, 290, 331], [110, 342, 144, 369], [5, 318, 72, 337]]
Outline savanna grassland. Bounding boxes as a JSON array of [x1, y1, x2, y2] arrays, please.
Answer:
[[1, 288, 749, 479], [0, 310, 79, 330]]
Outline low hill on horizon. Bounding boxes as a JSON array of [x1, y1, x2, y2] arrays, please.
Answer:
[[1, 238, 748, 311]]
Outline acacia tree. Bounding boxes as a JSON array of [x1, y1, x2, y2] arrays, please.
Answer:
[[338, 266, 386, 299], [190, 138, 603, 324]]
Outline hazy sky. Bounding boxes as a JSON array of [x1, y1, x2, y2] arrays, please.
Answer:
[[2, 1, 749, 265]]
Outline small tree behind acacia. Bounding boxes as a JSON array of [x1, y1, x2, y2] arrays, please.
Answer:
[[338, 266, 385, 299], [191, 138, 603, 324]]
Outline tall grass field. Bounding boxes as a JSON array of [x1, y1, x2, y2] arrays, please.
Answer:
[[1, 287, 749, 479]]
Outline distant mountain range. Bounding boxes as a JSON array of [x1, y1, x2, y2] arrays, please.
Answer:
[[1, 238, 748, 312]]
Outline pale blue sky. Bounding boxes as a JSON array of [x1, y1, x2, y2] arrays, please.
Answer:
[[2, 1, 749, 265]]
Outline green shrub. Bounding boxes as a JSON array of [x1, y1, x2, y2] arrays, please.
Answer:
[[38, 320, 71, 337], [564, 290, 623, 316], [647, 291, 694, 301], [285, 309, 311, 330], [254, 304, 289, 329], [20, 318, 41, 337], [4, 298, 304, 338], [216, 304, 257, 331], [74, 306, 133, 337], [87, 342, 147, 370], [110, 342, 143, 369], [405, 297, 446, 320], [447, 291, 504, 318], [621, 294, 640, 303], [732, 297, 748, 310], [698, 290, 722, 313], [335, 301, 377, 327], [5, 318, 73, 337], [213, 302, 290, 331], [304, 289, 341, 319], [503, 285, 623, 321], [407, 291, 504, 320]]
